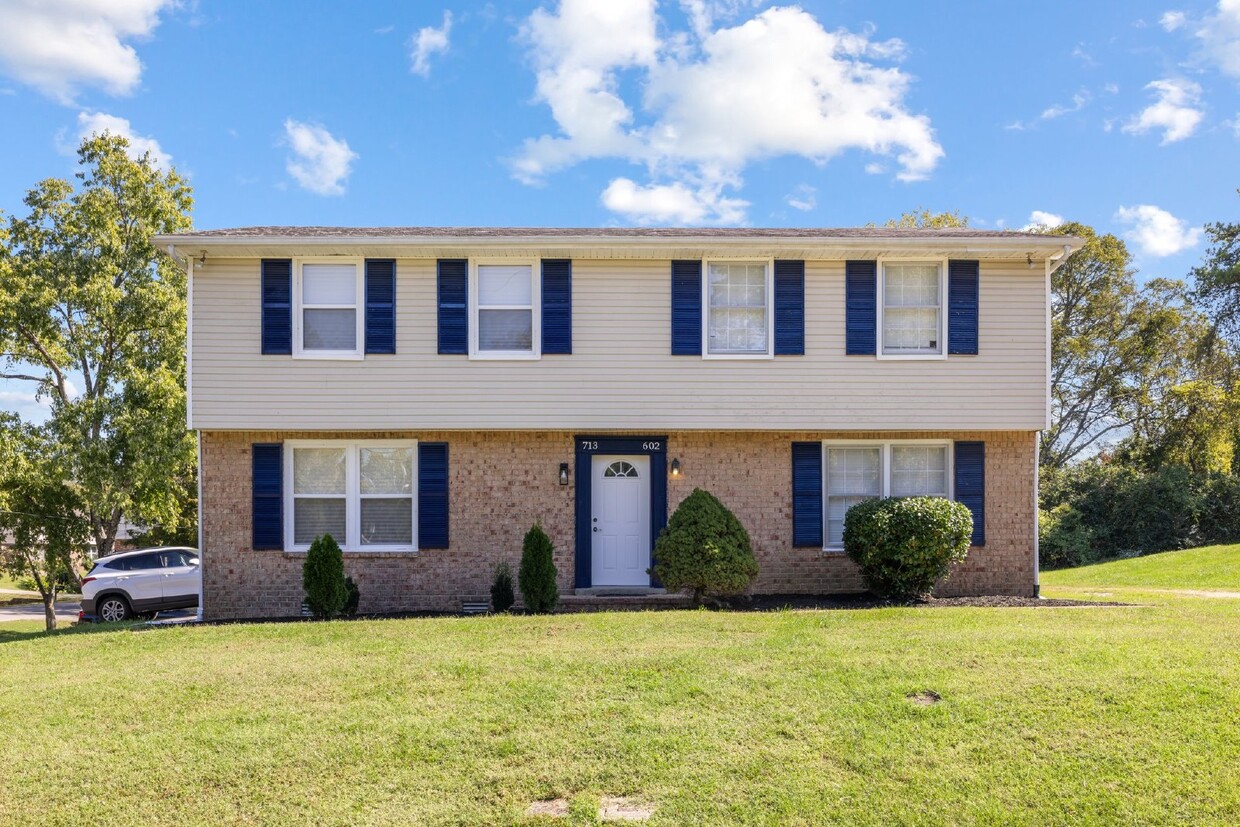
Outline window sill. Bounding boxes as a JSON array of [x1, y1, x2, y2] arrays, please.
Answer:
[[468, 352, 541, 361], [821, 547, 848, 556], [702, 352, 775, 361], [281, 549, 420, 559], [291, 352, 365, 361], [875, 353, 947, 361]]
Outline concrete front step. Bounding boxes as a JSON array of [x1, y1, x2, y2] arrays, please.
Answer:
[[558, 593, 694, 613]]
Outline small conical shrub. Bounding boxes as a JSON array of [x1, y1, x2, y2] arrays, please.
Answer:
[[491, 561, 516, 612], [652, 488, 758, 605], [343, 576, 361, 616], [303, 534, 347, 618], [518, 524, 559, 613]]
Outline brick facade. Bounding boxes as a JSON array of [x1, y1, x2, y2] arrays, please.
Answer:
[[199, 429, 1036, 619]]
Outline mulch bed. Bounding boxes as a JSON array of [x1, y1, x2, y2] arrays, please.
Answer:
[[715, 593, 1131, 611]]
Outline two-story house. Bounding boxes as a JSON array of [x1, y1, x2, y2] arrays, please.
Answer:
[[154, 227, 1081, 619]]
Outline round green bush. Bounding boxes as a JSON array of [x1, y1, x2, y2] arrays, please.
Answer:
[[652, 488, 758, 605], [843, 497, 973, 600], [518, 524, 559, 613], [303, 534, 347, 618]]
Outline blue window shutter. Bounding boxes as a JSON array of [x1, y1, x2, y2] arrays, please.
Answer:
[[671, 260, 702, 355], [260, 259, 292, 355], [437, 259, 468, 355], [252, 443, 283, 550], [773, 259, 805, 356], [954, 441, 985, 546], [791, 442, 823, 547], [845, 260, 877, 355], [948, 260, 979, 355], [541, 259, 572, 354], [418, 442, 449, 549], [364, 259, 396, 355]]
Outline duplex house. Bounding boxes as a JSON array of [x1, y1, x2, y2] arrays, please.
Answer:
[[154, 227, 1081, 619]]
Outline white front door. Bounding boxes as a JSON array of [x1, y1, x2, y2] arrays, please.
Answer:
[[591, 455, 651, 587]]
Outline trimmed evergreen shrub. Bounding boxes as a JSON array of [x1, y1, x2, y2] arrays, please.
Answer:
[[651, 488, 758, 606], [343, 576, 361, 616], [491, 561, 515, 613], [518, 524, 558, 613], [843, 496, 972, 600], [303, 534, 347, 618]]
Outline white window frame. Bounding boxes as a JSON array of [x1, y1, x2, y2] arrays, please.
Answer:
[[701, 257, 775, 360], [876, 257, 948, 361], [822, 439, 954, 550], [469, 259, 541, 360], [292, 257, 365, 360], [284, 439, 419, 553]]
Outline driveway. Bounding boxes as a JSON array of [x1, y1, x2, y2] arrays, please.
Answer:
[[0, 597, 81, 625]]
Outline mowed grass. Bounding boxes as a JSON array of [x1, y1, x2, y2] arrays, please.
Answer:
[[1042, 543, 1240, 591], [2, 580, 1239, 824]]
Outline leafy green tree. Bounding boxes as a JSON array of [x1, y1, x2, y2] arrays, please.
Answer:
[[879, 208, 969, 229], [0, 134, 195, 557], [0, 416, 90, 631], [1191, 207, 1240, 347]]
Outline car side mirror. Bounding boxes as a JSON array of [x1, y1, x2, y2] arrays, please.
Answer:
[[189, 558, 200, 566]]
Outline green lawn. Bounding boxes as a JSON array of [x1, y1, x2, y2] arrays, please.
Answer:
[[1, 572, 1238, 825], [1041, 543, 1240, 591]]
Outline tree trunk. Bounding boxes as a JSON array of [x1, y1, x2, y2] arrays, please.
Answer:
[[43, 594, 58, 632]]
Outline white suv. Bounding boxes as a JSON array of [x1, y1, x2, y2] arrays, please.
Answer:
[[81, 547, 200, 622]]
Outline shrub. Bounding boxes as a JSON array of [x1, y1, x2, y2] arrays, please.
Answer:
[[1038, 504, 1100, 570], [843, 496, 972, 600], [491, 561, 515, 612], [303, 534, 347, 618], [651, 488, 758, 606], [518, 524, 558, 613], [343, 576, 361, 616]]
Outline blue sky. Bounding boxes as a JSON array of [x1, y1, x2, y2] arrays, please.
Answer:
[[1, 0, 1239, 421]]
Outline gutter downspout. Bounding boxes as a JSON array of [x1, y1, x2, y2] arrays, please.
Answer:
[[167, 244, 204, 623], [1033, 247, 1070, 599]]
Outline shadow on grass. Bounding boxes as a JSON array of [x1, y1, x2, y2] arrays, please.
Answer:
[[0, 621, 140, 645]]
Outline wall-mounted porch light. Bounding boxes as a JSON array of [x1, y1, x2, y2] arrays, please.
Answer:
[[670, 457, 682, 477], [559, 463, 570, 486]]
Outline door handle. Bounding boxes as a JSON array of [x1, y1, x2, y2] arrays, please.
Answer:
[[593, 527, 601, 532]]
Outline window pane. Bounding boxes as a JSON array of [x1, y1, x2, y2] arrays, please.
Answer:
[[294, 499, 346, 545], [884, 307, 939, 351], [478, 308, 533, 350], [891, 446, 948, 497], [360, 498, 413, 545], [294, 448, 346, 494], [478, 265, 532, 306], [303, 308, 357, 351], [360, 447, 414, 495], [884, 264, 939, 307], [302, 264, 357, 305], [708, 263, 768, 353], [826, 447, 882, 545]]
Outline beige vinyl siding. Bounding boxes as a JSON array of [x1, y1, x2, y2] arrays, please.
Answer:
[[191, 257, 1046, 431]]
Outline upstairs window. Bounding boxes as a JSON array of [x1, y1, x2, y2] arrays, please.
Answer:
[[296, 260, 363, 358], [472, 262, 539, 358], [880, 261, 944, 357], [705, 260, 772, 357]]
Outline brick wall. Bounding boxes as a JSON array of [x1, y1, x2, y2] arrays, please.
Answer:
[[199, 429, 1036, 619]]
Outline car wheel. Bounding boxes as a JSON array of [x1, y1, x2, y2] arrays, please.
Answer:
[[98, 595, 131, 623]]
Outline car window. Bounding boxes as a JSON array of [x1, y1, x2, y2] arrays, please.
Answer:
[[125, 553, 162, 570], [101, 557, 129, 571]]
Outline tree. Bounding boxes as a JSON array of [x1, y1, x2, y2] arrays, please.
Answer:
[[0, 134, 195, 558], [0, 416, 90, 631], [881, 208, 969, 229], [1191, 206, 1240, 347]]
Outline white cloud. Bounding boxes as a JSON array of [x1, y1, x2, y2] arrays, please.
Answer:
[[1021, 210, 1065, 231], [515, 2, 942, 224], [282, 119, 358, 196], [601, 177, 748, 225], [1195, 1, 1240, 78], [1123, 78, 1204, 143], [1041, 90, 1091, 120], [1161, 10, 1187, 31], [410, 11, 453, 77], [0, 0, 174, 103], [785, 183, 816, 211], [74, 111, 170, 169], [1114, 204, 1202, 256]]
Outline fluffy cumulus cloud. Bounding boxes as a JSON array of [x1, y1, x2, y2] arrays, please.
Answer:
[[1114, 204, 1202, 257], [1160, 10, 1187, 31], [1196, 0, 1240, 79], [1021, 210, 1065, 231], [411, 11, 453, 77], [514, 1, 942, 225], [0, 0, 173, 103], [1123, 78, 1204, 143], [283, 120, 358, 196], [75, 111, 170, 169]]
